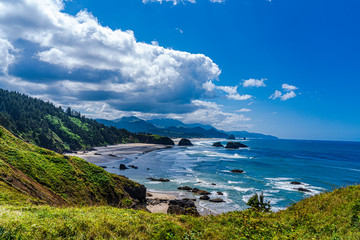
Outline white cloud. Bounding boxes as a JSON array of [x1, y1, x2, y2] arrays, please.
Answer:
[[281, 91, 296, 101], [175, 28, 184, 34], [208, 83, 252, 101], [242, 78, 266, 88], [269, 88, 297, 101], [282, 83, 298, 91], [0, 38, 16, 75], [236, 108, 252, 112], [0, 0, 221, 114]]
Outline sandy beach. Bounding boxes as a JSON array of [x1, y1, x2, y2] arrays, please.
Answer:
[[67, 143, 172, 165]]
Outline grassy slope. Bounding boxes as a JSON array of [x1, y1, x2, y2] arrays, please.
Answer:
[[0, 185, 359, 239], [0, 126, 144, 208]]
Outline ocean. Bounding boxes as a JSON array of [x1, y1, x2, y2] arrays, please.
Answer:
[[103, 139, 360, 214]]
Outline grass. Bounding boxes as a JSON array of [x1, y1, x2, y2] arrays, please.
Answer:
[[0, 184, 359, 239], [0, 125, 142, 208]]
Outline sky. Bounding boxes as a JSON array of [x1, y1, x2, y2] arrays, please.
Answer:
[[0, 0, 359, 141]]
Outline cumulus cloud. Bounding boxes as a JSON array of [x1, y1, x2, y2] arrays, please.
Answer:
[[269, 83, 298, 101], [236, 108, 252, 112], [204, 81, 252, 101], [0, 0, 221, 114], [282, 83, 298, 91], [242, 78, 266, 88]]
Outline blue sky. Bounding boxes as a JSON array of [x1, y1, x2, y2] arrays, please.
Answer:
[[0, 0, 359, 140]]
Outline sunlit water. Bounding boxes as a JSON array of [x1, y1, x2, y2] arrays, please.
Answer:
[[102, 139, 360, 214]]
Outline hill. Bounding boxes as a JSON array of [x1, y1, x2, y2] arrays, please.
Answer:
[[0, 89, 138, 153], [99, 116, 276, 139], [0, 125, 145, 208]]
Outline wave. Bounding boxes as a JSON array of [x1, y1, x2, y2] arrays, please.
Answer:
[[265, 177, 324, 196], [185, 150, 247, 159]]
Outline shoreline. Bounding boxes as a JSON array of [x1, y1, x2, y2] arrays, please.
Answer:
[[67, 142, 218, 216]]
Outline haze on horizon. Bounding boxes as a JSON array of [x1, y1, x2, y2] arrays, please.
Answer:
[[0, 0, 359, 141]]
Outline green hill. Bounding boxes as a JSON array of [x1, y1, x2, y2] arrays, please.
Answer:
[[0, 89, 139, 153], [0, 125, 145, 209], [0, 125, 359, 239]]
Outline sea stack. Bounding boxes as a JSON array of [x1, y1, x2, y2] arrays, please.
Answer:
[[225, 142, 248, 149], [212, 142, 224, 147], [178, 138, 193, 146], [228, 134, 236, 140]]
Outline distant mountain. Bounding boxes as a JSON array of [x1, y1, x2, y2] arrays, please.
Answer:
[[99, 116, 277, 139], [97, 117, 157, 133], [226, 131, 278, 140]]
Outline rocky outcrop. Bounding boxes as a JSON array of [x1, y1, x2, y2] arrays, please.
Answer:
[[291, 181, 302, 185], [200, 195, 210, 200], [119, 164, 128, 170], [167, 199, 200, 216], [197, 190, 211, 195], [128, 165, 138, 169], [147, 177, 170, 182], [225, 142, 248, 149], [136, 134, 175, 145], [209, 198, 225, 203], [122, 183, 147, 204], [231, 169, 244, 173], [178, 186, 192, 191], [228, 134, 236, 140], [212, 142, 224, 147], [296, 187, 311, 192], [217, 191, 224, 195], [178, 138, 193, 146]]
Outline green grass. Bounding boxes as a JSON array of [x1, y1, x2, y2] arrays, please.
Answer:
[[0, 185, 359, 239], [0, 126, 142, 208]]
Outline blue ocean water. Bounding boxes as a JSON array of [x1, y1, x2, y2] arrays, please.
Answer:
[[104, 139, 360, 214]]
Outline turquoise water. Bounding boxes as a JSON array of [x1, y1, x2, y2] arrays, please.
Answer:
[[103, 139, 360, 214]]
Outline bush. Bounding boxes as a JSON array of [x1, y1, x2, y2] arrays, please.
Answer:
[[246, 192, 271, 212]]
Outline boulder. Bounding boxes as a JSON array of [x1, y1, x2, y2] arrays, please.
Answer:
[[212, 142, 224, 147], [146, 177, 170, 182], [94, 153, 102, 155], [197, 190, 211, 195], [128, 165, 138, 169], [177, 186, 192, 191], [119, 164, 129, 170], [231, 169, 244, 173], [167, 199, 200, 216], [178, 138, 193, 146], [217, 191, 223, 195], [108, 154, 117, 157], [228, 134, 236, 140], [296, 187, 311, 192], [200, 195, 210, 200], [191, 188, 200, 193], [182, 198, 196, 202], [209, 198, 225, 203], [225, 142, 248, 149], [290, 181, 302, 185]]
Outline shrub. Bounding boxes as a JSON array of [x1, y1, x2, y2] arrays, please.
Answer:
[[246, 192, 271, 212]]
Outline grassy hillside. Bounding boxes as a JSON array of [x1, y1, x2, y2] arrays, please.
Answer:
[[0, 89, 137, 153], [0, 125, 145, 208], [0, 184, 359, 239]]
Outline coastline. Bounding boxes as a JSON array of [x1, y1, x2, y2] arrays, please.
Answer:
[[67, 142, 217, 216]]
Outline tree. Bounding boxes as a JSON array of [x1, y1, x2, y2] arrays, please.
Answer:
[[246, 192, 271, 212]]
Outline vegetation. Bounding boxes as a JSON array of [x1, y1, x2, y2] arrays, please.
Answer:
[[246, 192, 271, 212], [0, 125, 145, 208], [0, 184, 359, 239], [0, 88, 137, 153]]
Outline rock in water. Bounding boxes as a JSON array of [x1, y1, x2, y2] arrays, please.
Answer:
[[119, 164, 128, 170], [296, 187, 311, 192], [197, 190, 211, 195], [228, 134, 236, 140], [217, 191, 224, 195], [225, 142, 248, 149], [167, 199, 200, 216], [212, 142, 224, 147], [291, 181, 302, 185], [178, 138, 193, 146], [178, 186, 192, 191], [231, 169, 244, 173], [209, 198, 225, 203], [200, 195, 210, 200], [146, 177, 170, 182]]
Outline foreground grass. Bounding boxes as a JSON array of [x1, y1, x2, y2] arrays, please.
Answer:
[[0, 185, 359, 239]]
